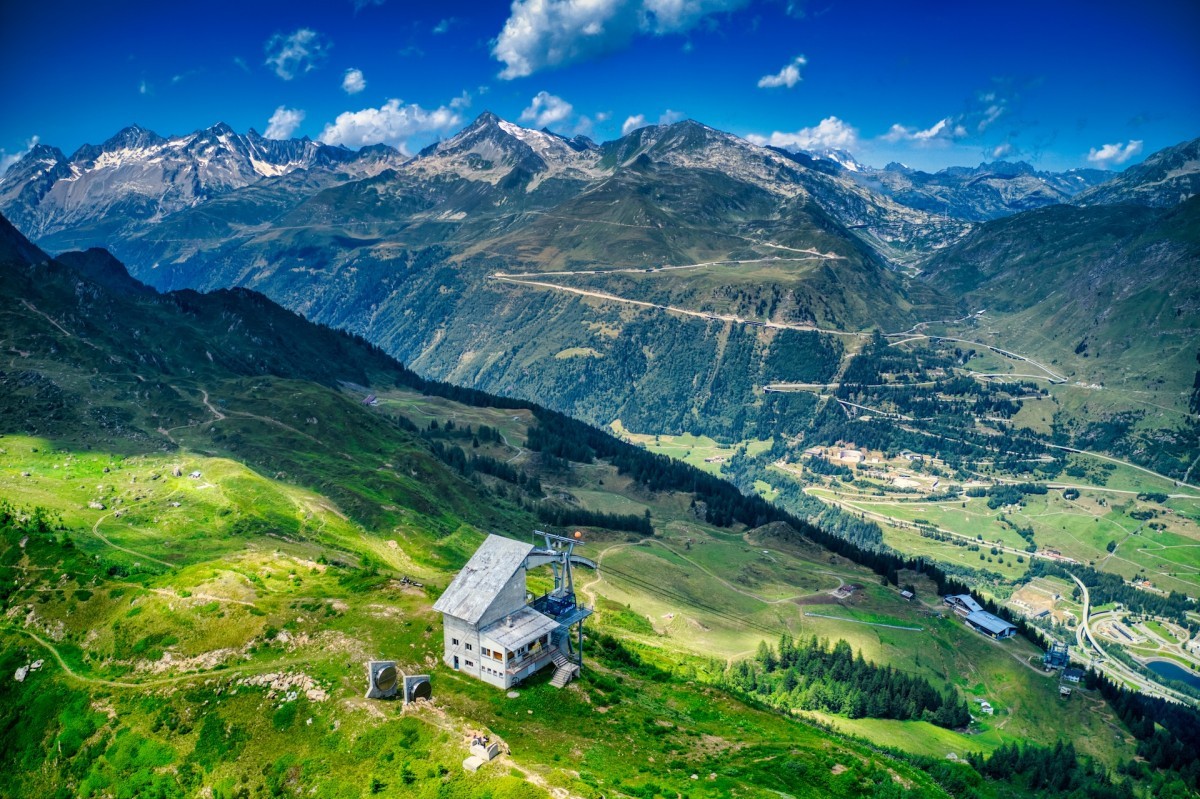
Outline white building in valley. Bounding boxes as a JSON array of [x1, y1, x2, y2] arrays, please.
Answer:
[[433, 532, 594, 689]]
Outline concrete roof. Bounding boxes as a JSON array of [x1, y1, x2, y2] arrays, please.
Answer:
[[481, 606, 559, 651], [966, 610, 1016, 635], [432, 534, 533, 624]]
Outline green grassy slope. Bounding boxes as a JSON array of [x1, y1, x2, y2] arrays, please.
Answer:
[[0, 217, 984, 799], [0, 215, 1168, 798]]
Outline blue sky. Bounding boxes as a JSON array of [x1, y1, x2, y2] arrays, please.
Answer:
[[2, 0, 1197, 173]]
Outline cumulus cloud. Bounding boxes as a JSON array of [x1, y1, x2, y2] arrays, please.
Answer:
[[265, 28, 329, 80], [342, 68, 366, 95], [621, 109, 684, 135], [747, 116, 859, 152], [1087, 139, 1143, 168], [520, 91, 575, 129], [449, 91, 472, 110], [265, 106, 306, 139], [757, 55, 806, 89], [0, 135, 40, 177], [991, 142, 1015, 159], [493, 0, 749, 79], [881, 117, 967, 144], [319, 98, 461, 153], [622, 114, 648, 135]]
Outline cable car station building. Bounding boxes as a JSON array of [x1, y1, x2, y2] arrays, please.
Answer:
[[433, 532, 593, 689]]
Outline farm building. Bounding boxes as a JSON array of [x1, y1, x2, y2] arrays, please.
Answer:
[[964, 611, 1017, 639], [433, 532, 593, 690], [944, 594, 984, 616], [945, 594, 1016, 638]]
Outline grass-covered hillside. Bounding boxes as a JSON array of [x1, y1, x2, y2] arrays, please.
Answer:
[[0, 214, 1193, 799]]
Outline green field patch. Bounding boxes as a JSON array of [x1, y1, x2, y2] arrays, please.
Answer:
[[552, 346, 601, 359]]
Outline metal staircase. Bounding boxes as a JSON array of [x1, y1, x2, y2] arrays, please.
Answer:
[[549, 651, 579, 688]]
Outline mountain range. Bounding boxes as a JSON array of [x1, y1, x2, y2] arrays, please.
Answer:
[[2, 113, 1197, 448]]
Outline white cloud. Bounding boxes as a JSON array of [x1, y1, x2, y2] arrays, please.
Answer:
[[757, 55, 806, 89], [747, 116, 859, 152], [138, 80, 149, 95], [520, 91, 575, 129], [991, 142, 1014, 159], [265, 106, 306, 139], [621, 109, 683, 135], [233, 56, 250, 73], [318, 98, 462, 154], [0, 135, 40, 177], [881, 117, 967, 144], [342, 68, 366, 95], [622, 114, 648, 135], [433, 17, 457, 34], [978, 103, 1004, 132], [265, 28, 329, 81], [449, 91, 472, 110], [1087, 139, 1143, 168], [493, 0, 749, 79]]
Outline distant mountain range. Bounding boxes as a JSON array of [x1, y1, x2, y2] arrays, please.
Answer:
[[0, 122, 406, 246], [1, 113, 1196, 442], [10, 113, 1192, 260], [850, 160, 1111, 222]]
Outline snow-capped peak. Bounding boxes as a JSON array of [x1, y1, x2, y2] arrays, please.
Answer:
[[805, 148, 865, 173]]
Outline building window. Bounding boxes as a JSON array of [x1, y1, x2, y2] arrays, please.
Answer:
[[465, 660, 474, 667], [451, 638, 459, 646], [482, 647, 491, 657], [493, 651, 503, 661], [465, 643, 473, 651]]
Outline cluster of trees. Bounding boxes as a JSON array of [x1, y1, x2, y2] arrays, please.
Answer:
[[726, 635, 970, 728], [966, 741, 1133, 799], [763, 330, 843, 383], [984, 482, 1047, 509], [424, 442, 543, 496], [803, 456, 853, 479], [535, 504, 652, 535], [1087, 669, 1200, 792], [526, 423, 598, 463]]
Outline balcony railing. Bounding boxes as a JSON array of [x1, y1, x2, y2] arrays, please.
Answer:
[[505, 645, 557, 675]]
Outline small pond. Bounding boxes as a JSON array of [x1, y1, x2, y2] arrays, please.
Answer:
[[1146, 659, 1200, 690]]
